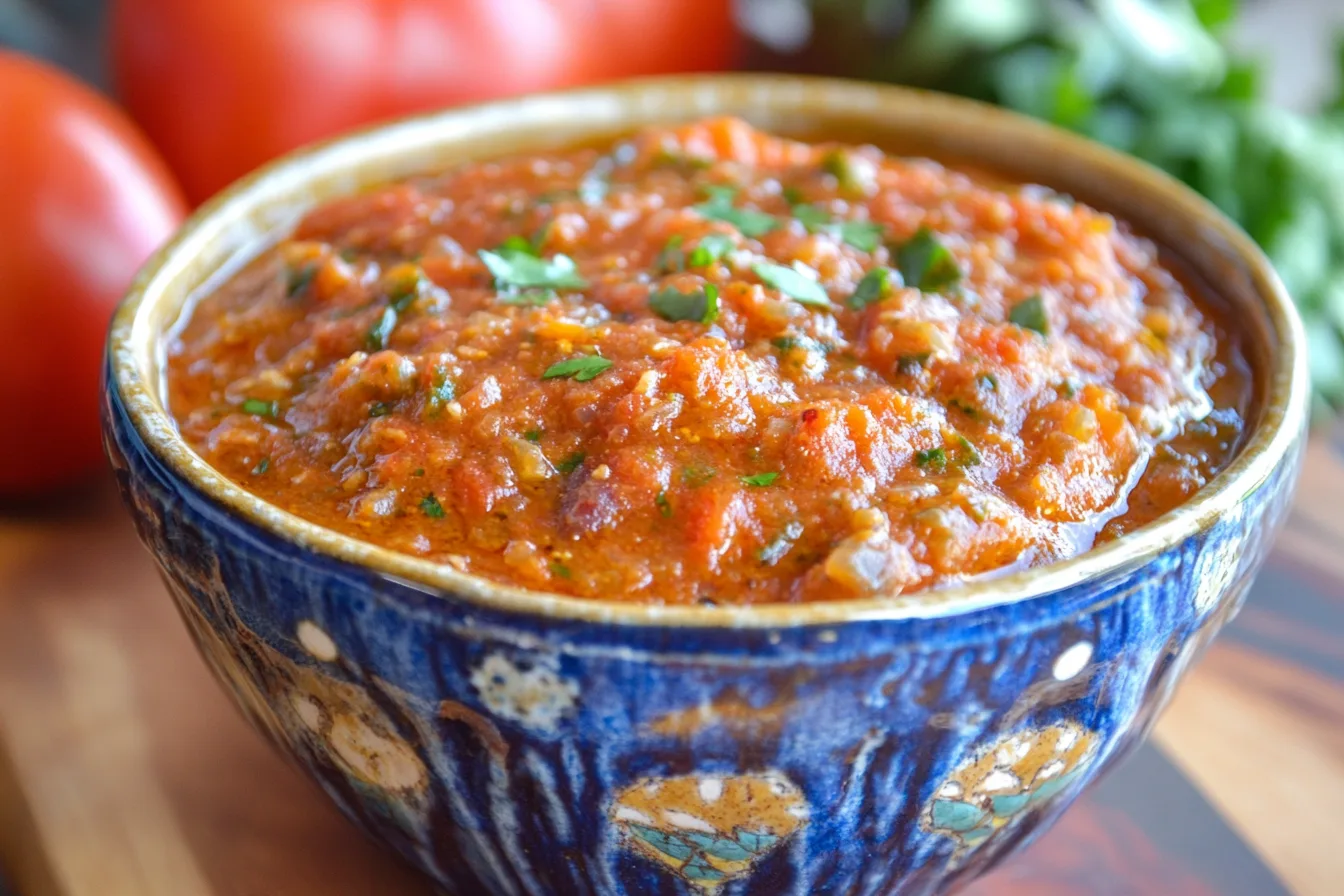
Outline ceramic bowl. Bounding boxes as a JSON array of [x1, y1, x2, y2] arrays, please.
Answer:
[[103, 75, 1309, 895]]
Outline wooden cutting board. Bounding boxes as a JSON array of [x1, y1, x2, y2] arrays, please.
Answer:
[[2, 431, 1342, 896]]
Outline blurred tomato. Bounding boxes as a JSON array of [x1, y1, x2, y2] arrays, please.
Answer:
[[0, 51, 187, 496], [110, 0, 739, 205]]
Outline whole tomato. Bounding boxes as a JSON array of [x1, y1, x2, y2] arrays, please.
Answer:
[[0, 51, 187, 497], [110, 0, 739, 205]]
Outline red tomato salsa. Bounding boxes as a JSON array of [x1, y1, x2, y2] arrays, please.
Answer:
[[166, 118, 1250, 605]]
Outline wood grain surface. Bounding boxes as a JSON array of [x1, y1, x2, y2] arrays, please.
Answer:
[[0, 427, 1340, 895]]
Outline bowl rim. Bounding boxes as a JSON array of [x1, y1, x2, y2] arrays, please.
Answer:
[[107, 73, 1310, 629]]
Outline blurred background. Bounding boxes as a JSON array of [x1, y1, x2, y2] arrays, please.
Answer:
[[1, 0, 1343, 505]]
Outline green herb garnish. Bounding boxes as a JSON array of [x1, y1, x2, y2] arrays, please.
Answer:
[[682, 464, 717, 487], [411, 468, 425, 477], [837, 220, 884, 253], [898, 353, 931, 375], [420, 494, 446, 519], [781, 185, 806, 205], [915, 447, 948, 472], [556, 452, 586, 474], [848, 267, 899, 309], [550, 560, 573, 579], [948, 398, 979, 418], [241, 398, 278, 418], [657, 235, 685, 274], [1009, 294, 1050, 335], [655, 491, 672, 518], [792, 204, 832, 230], [497, 234, 537, 257], [956, 434, 982, 466], [649, 283, 719, 324], [821, 150, 874, 196], [740, 472, 779, 487], [687, 233, 735, 268], [977, 372, 1000, 392], [251, 457, 270, 475], [772, 335, 832, 354], [388, 272, 423, 312], [366, 306, 398, 350], [543, 356, 613, 382], [369, 401, 393, 418], [897, 228, 962, 292], [694, 186, 779, 238], [479, 247, 589, 291], [523, 429, 543, 443], [286, 264, 317, 297], [753, 261, 830, 308]]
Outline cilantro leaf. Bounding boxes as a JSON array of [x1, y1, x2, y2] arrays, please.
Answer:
[[420, 494, 446, 518], [753, 261, 831, 307], [650, 283, 719, 324], [848, 267, 899, 309], [241, 398, 278, 418], [1008, 294, 1050, 335], [543, 356, 613, 382], [896, 228, 962, 292], [915, 447, 947, 471], [837, 220, 884, 253], [694, 186, 779, 238], [556, 452, 586, 474], [687, 233, 735, 267], [479, 248, 588, 291], [740, 472, 780, 487]]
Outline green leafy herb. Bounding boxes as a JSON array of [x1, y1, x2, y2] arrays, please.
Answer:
[[251, 457, 270, 475], [369, 401, 393, 418], [556, 452, 586, 474], [655, 491, 673, 518], [649, 283, 720, 324], [523, 429, 543, 443], [753, 261, 831, 307], [848, 267, 899, 309], [896, 228, 961, 292], [429, 366, 456, 406], [772, 335, 832, 354], [837, 220, 885, 253], [1059, 380, 1078, 399], [479, 248, 589, 291], [758, 520, 804, 566], [915, 447, 948, 472], [366, 306, 398, 350], [956, 434, 982, 467], [781, 185, 806, 205], [657, 235, 685, 274], [681, 464, 717, 487], [948, 398, 979, 418], [420, 494, 446, 519], [241, 398, 278, 418], [550, 560, 573, 579], [687, 233, 735, 268], [977, 372, 1000, 392], [339, 248, 361, 263], [286, 264, 317, 297], [694, 186, 779, 238], [739, 472, 779, 487], [543, 356, 613, 382], [898, 352, 931, 375], [497, 234, 537, 257], [388, 271, 423, 312], [792, 203, 832, 230], [1008, 294, 1050, 335], [821, 149, 875, 196], [411, 468, 426, 477]]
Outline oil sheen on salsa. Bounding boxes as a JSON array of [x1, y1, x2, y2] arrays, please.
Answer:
[[167, 118, 1251, 605]]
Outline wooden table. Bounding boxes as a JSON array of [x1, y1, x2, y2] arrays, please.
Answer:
[[1, 427, 1341, 896]]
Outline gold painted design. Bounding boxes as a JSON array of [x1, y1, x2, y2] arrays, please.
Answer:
[[611, 772, 808, 890], [923, 722, 1098, 852]]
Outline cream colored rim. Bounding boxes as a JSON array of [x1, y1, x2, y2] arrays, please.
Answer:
[[109, 75, 1310, 628]]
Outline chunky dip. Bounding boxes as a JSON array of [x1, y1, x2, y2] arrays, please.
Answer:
[[167, 118, 1250, 605]]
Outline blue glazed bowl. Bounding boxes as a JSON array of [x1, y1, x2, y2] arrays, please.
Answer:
[[103, 76, 1308, 895]]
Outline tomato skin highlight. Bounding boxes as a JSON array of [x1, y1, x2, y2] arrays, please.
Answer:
[[109, 0, 741, 204], [0, 51, 187, 496]]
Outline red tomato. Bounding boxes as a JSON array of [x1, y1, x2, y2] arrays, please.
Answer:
[[0, 51, 187, 496], [110, 0, 739, 204]]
